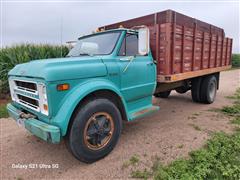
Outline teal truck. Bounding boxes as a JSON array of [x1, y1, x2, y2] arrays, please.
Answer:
[[7, 10, 232, 163]]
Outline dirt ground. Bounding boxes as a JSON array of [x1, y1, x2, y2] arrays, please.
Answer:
[[1, 69, 240, 180]]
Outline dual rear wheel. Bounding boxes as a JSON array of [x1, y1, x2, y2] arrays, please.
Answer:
[[191, 75, 217, 104], [154, 74, 218, 104]]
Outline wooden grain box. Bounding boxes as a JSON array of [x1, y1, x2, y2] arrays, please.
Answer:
[[100, 10, 232, 82]]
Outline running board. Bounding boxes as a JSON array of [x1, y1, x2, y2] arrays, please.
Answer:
[[129, 106, 159, 121]]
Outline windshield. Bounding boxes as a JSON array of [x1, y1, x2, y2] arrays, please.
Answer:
[[67, 32, 121, 57]]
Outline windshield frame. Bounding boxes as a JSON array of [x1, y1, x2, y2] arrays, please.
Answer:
[[67, 31, 123, 57]]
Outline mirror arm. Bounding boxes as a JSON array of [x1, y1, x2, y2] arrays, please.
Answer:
[[123, 56, 134, 73]]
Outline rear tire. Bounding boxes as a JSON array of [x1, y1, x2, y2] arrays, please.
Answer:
[[66, 98, 122, 163], [154, 91, 171, 98], [200, 75, 217, 104], [191, 78, 202, 103]]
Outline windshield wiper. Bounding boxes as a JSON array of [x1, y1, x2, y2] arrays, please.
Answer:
[[79, 53, 91, 56], [66, 53, 92, 57]]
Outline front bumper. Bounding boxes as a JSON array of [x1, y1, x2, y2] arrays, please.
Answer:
[[7, 103, 61, 144]]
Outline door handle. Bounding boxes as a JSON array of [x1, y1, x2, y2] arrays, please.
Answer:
[[120, 56, 134, 61]]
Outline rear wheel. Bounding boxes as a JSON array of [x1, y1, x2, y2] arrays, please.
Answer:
[[66, 98, 122, 163], [154, 90, 171, 98], [191, 78, 202, 103], [200, 75, 217, 104]]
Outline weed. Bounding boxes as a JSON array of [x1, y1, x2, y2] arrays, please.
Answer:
[[122, 154, 140, 169], [188, 116, 197, 120], [122, 161, 130, 169], [231, 116, 240, 125], [193, 112, 200, 116], [225, 88, 240, 102], [16, 177, 24, 180], [207, 108, 221, 112], [0, 104, 8, 118], [131, 169, 151, 179], [221, 104, 240, 116], [132, 131, 240, 180], [129, 154, 140, 165], [177, 144, 184, 149], [189, 123, 201, 131], [130, 88, 240, 179]]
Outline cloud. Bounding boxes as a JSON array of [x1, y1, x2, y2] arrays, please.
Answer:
[[1, 1, 239, 53]]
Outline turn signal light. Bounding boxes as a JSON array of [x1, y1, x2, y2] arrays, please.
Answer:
[[57, 84, 70, 91], [43, 104, 48, 111]]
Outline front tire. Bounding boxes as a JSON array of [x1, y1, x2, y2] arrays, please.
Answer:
[[66, 98, 122, 163]]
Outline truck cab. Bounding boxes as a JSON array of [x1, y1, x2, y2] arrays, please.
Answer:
[[7, 28, 159, 163]]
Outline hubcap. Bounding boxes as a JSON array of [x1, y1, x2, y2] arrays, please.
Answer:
[[209, 82, 216, 101], [83, 112, 114, 150]]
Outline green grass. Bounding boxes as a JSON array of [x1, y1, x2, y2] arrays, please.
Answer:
[[131, 131, 240, 180], [221, 89, 240, 128], [219, 89, 240, 129], [221, 104, 240, 116], [131, 88, 240, 179], [177, 144, 184, 149], [0, 44, 69, 96], [231, 117, 240, 125], [226, 88, 240, 101], [122, 154, 140, 169], [232, 54, 240, 68], [131, 169, 151, 180], [0, 104, 8, 118], [188, 112, 200, 120], [128, 154, 140, 165], [189, 123, 201, 131]]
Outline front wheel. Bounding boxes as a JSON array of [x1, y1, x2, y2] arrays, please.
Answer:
[[66, 98, 122, 163]]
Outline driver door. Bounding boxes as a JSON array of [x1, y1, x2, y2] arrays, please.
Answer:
[[118, 33, 156, 102]]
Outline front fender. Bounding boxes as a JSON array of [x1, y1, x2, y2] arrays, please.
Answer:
[[51, 80, 128, 136]]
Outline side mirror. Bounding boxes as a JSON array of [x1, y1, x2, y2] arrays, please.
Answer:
[[80, 42, 99, 56], [138, 27, 150, 55]]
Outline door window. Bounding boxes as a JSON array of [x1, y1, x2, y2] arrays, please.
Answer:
[[119, 34, 138, 56]]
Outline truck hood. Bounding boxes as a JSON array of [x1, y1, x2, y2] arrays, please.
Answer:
[[8, 57, 107, 81]]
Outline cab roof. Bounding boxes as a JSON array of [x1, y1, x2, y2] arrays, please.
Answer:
[[78, 28, 137, 40]]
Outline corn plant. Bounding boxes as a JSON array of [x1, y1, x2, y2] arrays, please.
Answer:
[[0, 44, 69, 98]]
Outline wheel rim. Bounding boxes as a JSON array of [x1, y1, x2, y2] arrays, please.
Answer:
[[209, 82, 216, 101], [83, 112, 114, 150]]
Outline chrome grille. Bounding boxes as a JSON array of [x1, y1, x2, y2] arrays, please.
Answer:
[[15, 80, 37, 93], [17, 94, 39, 109], [9, 79, 40, 112]]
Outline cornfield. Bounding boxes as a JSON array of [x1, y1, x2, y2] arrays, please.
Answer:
[[0, 44, 69, 98], [232, 54, 240, 68]]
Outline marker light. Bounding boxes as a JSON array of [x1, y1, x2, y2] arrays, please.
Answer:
[[57, 84, 70, 91]]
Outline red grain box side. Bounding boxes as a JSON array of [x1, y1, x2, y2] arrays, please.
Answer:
[[99, 10, 233, 82]]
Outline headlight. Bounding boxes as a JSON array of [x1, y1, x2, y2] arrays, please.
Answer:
[[8, 79, 16, 101], [38, 83, 49, 116]]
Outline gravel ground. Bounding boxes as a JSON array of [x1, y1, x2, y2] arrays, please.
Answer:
[[1, 69, 240, 180]]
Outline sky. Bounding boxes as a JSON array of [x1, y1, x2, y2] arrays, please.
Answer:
[[1, 0, 240, 53]]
